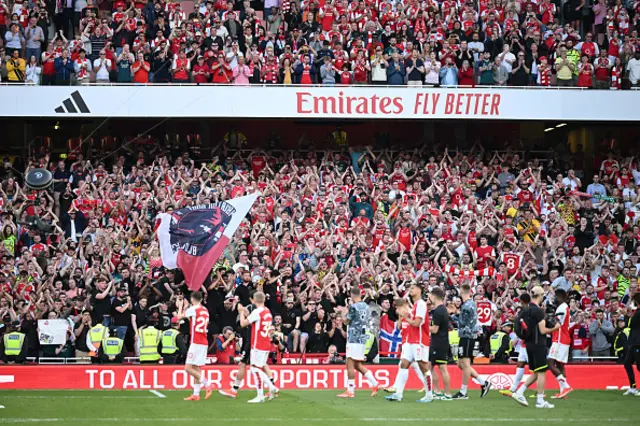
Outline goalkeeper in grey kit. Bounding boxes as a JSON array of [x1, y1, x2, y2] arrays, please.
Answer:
[[337, 286, 381, 398], [453, 284, 492, 399]]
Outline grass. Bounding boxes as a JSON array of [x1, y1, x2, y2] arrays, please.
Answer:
[[0, 390, 636, 426]]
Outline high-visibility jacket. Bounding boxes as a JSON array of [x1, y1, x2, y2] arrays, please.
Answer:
[[490, 331, 511, 356], [449, 330, 460, 361], [161, 329, 179, 355], [88, 324, 107, 356], [138, 327, 161, 362], [364, 331, 375, 355], [3, 332, 25, 356], [614, 328, 630, 355], [102, 337, 124, 360]]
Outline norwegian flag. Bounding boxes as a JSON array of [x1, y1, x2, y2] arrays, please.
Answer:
[[378, 314, 402, 358]]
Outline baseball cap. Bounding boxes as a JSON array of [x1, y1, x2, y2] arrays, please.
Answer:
[[531, 286, 545, 297], [170, 317, 179, 325]]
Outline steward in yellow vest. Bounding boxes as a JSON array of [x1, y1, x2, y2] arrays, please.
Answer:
[[1, 322, 26, 363], [100, 329, 125, 363], [87, 323, 107, 357], [449, 329, 460, 362], [613, 317, 630, 362], [160, 318, 187, 364], [138, 322, 162, 363]]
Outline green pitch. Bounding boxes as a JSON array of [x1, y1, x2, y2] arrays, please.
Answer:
[[0, 390, 635, 426]]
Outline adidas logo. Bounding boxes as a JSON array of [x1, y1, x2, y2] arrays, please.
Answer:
[[55, 91, 91, 114]]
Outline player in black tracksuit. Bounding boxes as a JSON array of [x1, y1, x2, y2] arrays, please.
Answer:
[[623, 293, 640, 395], [218, 302, 255, 397]]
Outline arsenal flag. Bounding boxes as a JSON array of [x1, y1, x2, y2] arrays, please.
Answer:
[[157, 193, 259, 291]]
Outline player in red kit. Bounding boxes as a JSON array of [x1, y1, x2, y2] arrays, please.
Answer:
[[548, 289, 574, 399], [385, 284, 434, 402], [177, 291, 214, 401], [239, 291, 279, 403]]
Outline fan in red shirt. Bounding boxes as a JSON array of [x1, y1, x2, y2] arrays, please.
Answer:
[[239, 291, 279, 402], [178, 291, 214, 401], [474, 236, 496, 269]]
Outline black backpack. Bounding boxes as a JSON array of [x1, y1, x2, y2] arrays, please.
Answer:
[[514, 306, 534, 340]]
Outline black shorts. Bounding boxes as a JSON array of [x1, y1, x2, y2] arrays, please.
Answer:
[[624, 345, 640, 366], [458, 338, 477, 360], [240, 342, 251, 364], [526, 344, 548, 372], [430, 342, 449, 364]]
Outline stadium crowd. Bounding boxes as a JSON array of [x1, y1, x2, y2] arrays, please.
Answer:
[[1, 0, 640, 87], [0, 130, 638, 365]]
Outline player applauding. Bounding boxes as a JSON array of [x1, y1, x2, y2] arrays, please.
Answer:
[[177, 291, 214, 401], [239, 291, 279, 403], [337, 286, 380, 398], [385, 284, 434, 402]]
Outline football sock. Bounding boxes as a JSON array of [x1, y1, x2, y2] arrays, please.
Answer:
[[511, 368, 525, 392], [252, 369, 264, 398], [537, 393, 545, 404], [232, 378, 241, 391], [556, 374, 569, 390], [395, 368, 409, 397], [364, 371, 378, 388], [411, 364, 429, 393], [460, 384, 468, 395], [201, 378, 210, 387], [347, 379, 355, 393], [193, 383, 201, 396], [425, 371, 434, 397]]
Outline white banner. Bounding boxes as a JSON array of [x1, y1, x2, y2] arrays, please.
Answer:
[[1, 86, 638, 121], [38, 319, 71, 345]]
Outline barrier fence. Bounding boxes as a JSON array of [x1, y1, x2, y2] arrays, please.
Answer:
[[0, 364, 630, 391]]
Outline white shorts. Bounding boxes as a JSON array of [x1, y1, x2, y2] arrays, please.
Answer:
[[346, 343, 366, 361], [250, 349, 269, 368], [400, 343, 429, 363], [548, 342, 570, 364], [517, 348, 528, 364], [186, 343, 208, 366]]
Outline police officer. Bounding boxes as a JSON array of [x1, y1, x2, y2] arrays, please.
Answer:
[[1, 321, 27, 364], [100, 329, 125, 363], [160, 317, 187, 364], [87, 321, 108, 360], [137, 319, 162, 363], [490, 322, 513, 363]]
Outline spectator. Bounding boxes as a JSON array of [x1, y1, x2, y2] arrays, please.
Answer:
[[25, 17, 44, 61], [319, 56, 336, 85], [457, 60, 474, 87], [74, 49, 92, 85], [232, 53, 251, 85], [594, 50, 612, 89], [577, 55, 594, 88], [171, 49, 190, 83], [555, 47, 575, 87], [477, 52, 494, 86], [439, 57, 458, 86], [370, 46, 388, 85], [6, 50, 26, 83], [116, 45, 134, 83], [405, 48, 425, 87], [54, 50, 75, 85], [25, 55, 41, 85], [295, 54, 316, 85], [93, 50, 111, 84], [493, 57, 508, 86], [628, 51, 640, 87], [589, 309, 615, 358], [510, 52, 530, 86], [386, 52, 405, 86], [132, 51, 151, 84], [4, 23, 24, 57], [424, 52, 441, 86]]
